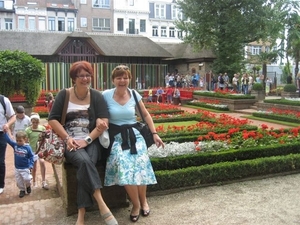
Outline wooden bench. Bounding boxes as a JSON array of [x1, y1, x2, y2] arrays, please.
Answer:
[[53, 161, 128, 216]]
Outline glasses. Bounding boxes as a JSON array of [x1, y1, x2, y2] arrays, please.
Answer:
[[77, 74, 92, 79], [115, 66, 129, 70]]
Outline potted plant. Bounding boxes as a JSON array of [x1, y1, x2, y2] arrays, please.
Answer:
[[281, 84, 298, 99], [251, 83, 265, 101]]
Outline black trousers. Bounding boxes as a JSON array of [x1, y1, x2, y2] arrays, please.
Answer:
[[64, 141, 102, 209]]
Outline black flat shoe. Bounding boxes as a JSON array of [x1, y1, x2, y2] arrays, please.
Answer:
[[141, 209, 150, 217], [130, 214, 140, 222]]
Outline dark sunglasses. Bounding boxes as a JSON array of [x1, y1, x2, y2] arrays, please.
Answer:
[[115, 66, 129, 70]]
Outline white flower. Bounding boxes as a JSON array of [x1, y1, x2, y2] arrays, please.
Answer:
[[148, 141, 229, 158]]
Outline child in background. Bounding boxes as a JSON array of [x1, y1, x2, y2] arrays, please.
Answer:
[[5, 131, 34, 198], [45, 92, 55, 113], [25, 113, 48, 189], [10, 105, 31, 139], [147, 87, 153, 102]]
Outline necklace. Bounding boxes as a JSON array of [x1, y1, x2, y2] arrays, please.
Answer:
[[74, 85, 89, 101]]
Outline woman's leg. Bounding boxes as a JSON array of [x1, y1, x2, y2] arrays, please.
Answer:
[[39, 159, 48, 189], [76, 208, 85, 225], [93, 189, 117, 224], [32, 161, 37, 187], [125, 185, 140, 216], [138, 185, 149, 211]]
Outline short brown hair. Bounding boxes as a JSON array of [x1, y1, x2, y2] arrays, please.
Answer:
[[112, 65, 132, 79], [69, 61, 94, 83], [16, 131, 27, 139]]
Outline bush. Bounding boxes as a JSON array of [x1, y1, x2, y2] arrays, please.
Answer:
[[283, 84, 297, 92], [252, 83, 264, 91]]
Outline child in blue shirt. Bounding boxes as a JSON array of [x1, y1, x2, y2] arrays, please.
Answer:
[[5, 131, 34, 198]]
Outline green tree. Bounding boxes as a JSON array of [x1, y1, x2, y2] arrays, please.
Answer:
[[286, 12, 300, 79], [0, 50, 45, 106], [176, 0, 298, 75]]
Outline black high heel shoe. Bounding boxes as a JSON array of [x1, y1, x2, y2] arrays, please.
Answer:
[[130, 214, 140, 222], [141, 209, 150, 217]]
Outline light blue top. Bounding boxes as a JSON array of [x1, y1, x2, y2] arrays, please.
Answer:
[[102, 88, 142, 126]]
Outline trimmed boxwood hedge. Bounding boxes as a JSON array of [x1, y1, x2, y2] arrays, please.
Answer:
[[148, 153, 300, 191], [253, 112, 300, 123], [193, 92, 255, 99], [151, 142, 300, 171], [263, 99, 300, 106]]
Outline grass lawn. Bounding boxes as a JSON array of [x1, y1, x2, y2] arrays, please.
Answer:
[[243, 115, 298, 127], [154, 120, 199, 127]]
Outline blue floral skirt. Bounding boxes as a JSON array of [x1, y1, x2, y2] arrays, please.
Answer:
[[104, 128, 157, 186]]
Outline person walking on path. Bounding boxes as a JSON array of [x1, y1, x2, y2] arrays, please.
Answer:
[[0, 94, 16, 195], [5, 131, 34, 198], [102, 65, 164, 223], [25, 113, 48, 189], [48, 60, 118, 225]]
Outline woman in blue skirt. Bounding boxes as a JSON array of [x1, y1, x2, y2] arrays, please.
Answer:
[[102, 65, 164, 223]]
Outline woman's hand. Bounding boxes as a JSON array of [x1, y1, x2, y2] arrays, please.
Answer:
[[153, 134, 164, 148], [65, 137, 80, 151], [96, 119, 108, 133]]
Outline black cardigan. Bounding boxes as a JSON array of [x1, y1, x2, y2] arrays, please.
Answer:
[[48, 88, 109, 132]]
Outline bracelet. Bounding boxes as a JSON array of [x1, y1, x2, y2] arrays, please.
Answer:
[[152, 132, 158, 135], [63, 135, 70, 143]]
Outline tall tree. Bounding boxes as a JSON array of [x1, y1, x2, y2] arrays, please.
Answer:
[[286, 12, 300, 79], [176, 0, 298, 75]]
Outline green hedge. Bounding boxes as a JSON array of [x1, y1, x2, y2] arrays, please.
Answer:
[[263, 99, 300, 106], [193, 92, 255, 99], [151, 142, 300, 171], [186, 102, 230, 111], [253, 112, 300, 123], [148, 153, 300, 191]]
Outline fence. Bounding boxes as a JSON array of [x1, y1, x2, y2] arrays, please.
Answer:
[[42, 62, 168, 91]]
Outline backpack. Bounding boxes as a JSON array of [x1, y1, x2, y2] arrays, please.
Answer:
[[219, 76, 224, 84], [0, 95, 6, 115]]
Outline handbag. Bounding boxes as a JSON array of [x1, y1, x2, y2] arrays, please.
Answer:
[[132, 90, 155, 148], [36, 89, 70, 165]]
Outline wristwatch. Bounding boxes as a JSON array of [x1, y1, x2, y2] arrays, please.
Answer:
[[84, 136, 92, 145]]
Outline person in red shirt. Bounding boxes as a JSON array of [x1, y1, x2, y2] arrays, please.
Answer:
[[166, 85, 173, 104]]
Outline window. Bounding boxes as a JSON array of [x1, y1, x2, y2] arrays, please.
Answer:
[[38, 17, 46, 30], [251, 46, 262, 55], [177, 30, 183, 38], [93, 18, 110, 31], [58, 17, 65, 31], [29, 17, 35, 30], [155, 4, 165, 18], [81, 17, 87, 27], [80, 0, 87, 4], [5, 18, 12, 30], [129, 0, 134, 6], [117, 18, 123, 31], [152, 26, 158, 36], [18, 16, 25, 30], [68, 18, 74, 31], [140, 20, 146, 32], [0, 1, 4, 8], [172, 5, 182, 20], [161, 26, 167, 37], [93, 0, 110, 8], [48, 17, 55, 31], [169, 27, 175, 37]]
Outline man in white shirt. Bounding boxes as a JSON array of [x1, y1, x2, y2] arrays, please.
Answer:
[[0, 94, 16, 194]]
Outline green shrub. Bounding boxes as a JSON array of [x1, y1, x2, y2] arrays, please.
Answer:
[[283, 84, 297, 92], [252, 83, 264, 91]]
